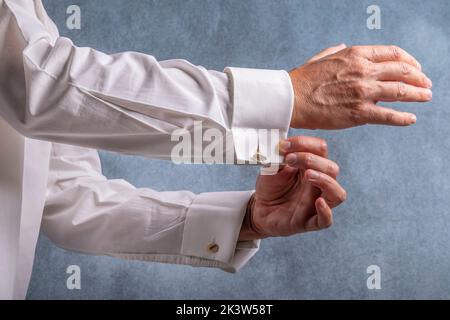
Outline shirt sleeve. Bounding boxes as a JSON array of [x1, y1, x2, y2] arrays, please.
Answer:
[[0, 0, 293, 164], [42, 143, 260, 272]]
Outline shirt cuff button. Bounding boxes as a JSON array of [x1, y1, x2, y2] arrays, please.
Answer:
[[207, 243, 220, 253]]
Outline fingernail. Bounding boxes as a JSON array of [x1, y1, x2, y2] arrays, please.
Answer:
[[425, 77, 432, 88], [307, 170, 320, 180], [409, 114, 417, 124], [278, 140, 291, 153], [285, 153, 297, 165], [426, 89, 433, 99]]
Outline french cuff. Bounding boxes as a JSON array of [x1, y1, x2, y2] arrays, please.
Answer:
[[224, 67, 294, 165], [180, 191, 259, 272]]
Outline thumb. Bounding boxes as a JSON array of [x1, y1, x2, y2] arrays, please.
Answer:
[[308, 43, 347, 63]]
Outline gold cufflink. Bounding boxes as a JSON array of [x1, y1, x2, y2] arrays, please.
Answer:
[[207, 243, 219, 253], [251, 151, 268, 164]]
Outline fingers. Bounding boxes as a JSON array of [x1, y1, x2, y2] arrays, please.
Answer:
[[364, 105, 417, 126], [372, 61, 432, 88], [284, 152, 340, 178], [305, 198, 334, 230], [352, 45, 422, 70], [371, 81, 432, 102], [279, 136, 328, 157], [315, 198, 333, 228], [308, 43, 347, 63], [305, 169, 347, 208]]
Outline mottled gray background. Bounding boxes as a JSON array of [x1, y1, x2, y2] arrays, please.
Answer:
[[27, 0, 450, 299]]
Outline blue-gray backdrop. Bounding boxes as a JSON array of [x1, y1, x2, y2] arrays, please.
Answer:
[[27, 0, 450, 299]]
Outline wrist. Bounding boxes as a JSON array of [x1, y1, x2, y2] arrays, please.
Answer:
[[288, 70, 301, 128], [238, 194, 261, 241]]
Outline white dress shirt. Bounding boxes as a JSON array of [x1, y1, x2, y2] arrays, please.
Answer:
[[0, 0, 293, 299]]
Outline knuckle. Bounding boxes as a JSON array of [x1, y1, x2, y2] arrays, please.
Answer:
[[390, 45, 401, 59], [351, 58, 370, 78], [347, 46, 360, 57], [303, 153, 314, 167], [353, 57, 365, 69], [369, 105, 394, 124], [361, 60, 374, 78], [366, 107, 377, 122], [397, 82, 407, 98], [352, 81, 369, 99], [386, 112, 395, 124], [400, 62, 411, 76], [370, 46, 378, 60], [349, 106, 367, 125]]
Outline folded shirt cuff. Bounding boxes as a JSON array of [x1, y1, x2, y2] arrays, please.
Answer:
[[224, 67, 294, 165], [180, 190, 259, 272]]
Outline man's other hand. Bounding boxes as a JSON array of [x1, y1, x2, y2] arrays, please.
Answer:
[[239, 136, 346, 240], [289, 45, 432, 129]]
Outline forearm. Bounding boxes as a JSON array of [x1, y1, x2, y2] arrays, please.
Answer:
[[1, 0, 293, 164], [42, 143, 259, 272], [43, 179, 258, 272]]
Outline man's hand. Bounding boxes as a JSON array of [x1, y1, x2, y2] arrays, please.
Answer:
[[289, 44, 432, 129], [239, 136, 346, 240]]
